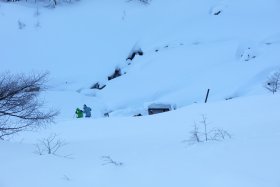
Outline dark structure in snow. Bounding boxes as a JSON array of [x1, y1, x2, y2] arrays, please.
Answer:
[[133, 113, 142, 117], [90, 82, 106, 90], [126, 49, 144, 61], [213, 10, 221, 15], [148, 104, 172, 115], [108, 68, 122, 81]]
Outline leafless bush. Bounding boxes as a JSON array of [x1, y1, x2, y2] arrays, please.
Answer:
[[18, 20, 26, 29], [5, 0, 79, 8], [127, 0, 151, 5], [265, 71, 280, 94], [0, 72, 58, 140], [201, 115, 209, 141], [210, 128, 232, 140], [48, 0, 57, 8], [34, 134, 69, 157], [188, 122, 202, 143], [185, 115, 231, 144], [101, 156, 123, 166]]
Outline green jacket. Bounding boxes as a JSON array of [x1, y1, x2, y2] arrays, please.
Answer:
[[75, 108, 83, 118]]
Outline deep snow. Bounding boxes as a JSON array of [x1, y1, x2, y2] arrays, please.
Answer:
[[1, 0, 280, 186], [1, 0, 280, 116], [2, 94, 280, 187]]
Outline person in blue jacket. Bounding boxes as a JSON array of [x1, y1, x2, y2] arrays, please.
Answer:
[[83, 104, 92, 118]]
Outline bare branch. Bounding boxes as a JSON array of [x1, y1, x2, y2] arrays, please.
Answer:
[[265, 71, 280, 94], [34, 134, 68, 156], [185, 115, 231, 145], [101, 156, 124, 166], [0, 72, 58, 139]]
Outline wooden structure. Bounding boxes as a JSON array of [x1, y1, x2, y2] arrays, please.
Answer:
[[148, 104, 172, 115]]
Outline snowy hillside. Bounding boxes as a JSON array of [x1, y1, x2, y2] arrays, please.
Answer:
[[1, 0, 280, 186], [2, 94, 280, 187], [1, 0, 280, 117]]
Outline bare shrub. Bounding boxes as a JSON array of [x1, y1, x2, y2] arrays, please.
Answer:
[[265, 71, 280, 94], [210, 128, 232, 140], [186, 115, 231, 144], [0, 72, 58, 140], [34, 134, 70, 157], [5, 0, 79, 8], [101, 156, 123, 166], [48, 0, 57, 8], [188, 122, 202, 143], [127, 0, 151, 5], [18, 20, 26, 29]]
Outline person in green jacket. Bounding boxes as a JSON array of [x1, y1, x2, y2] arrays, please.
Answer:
[[75, 108, 83, 118]]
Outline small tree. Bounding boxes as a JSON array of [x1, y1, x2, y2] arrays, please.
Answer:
[[186, 115, 231, 144], [200, 115, 209, 141], [188, 122, 201, 143], [34, 134, 66, 156], [265, 71, 280, 94], [0, 72, 58, 140]]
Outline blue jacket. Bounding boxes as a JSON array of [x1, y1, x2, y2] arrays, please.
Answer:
[[83, 105, 92, 117]]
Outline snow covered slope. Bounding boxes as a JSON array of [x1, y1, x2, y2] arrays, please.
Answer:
[[1, 0, 280, 186], [1, 0, 280, 116], [1, 94, 280, 187]]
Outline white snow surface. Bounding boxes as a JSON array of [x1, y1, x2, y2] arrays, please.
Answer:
[[1, 0, 280, 186]]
